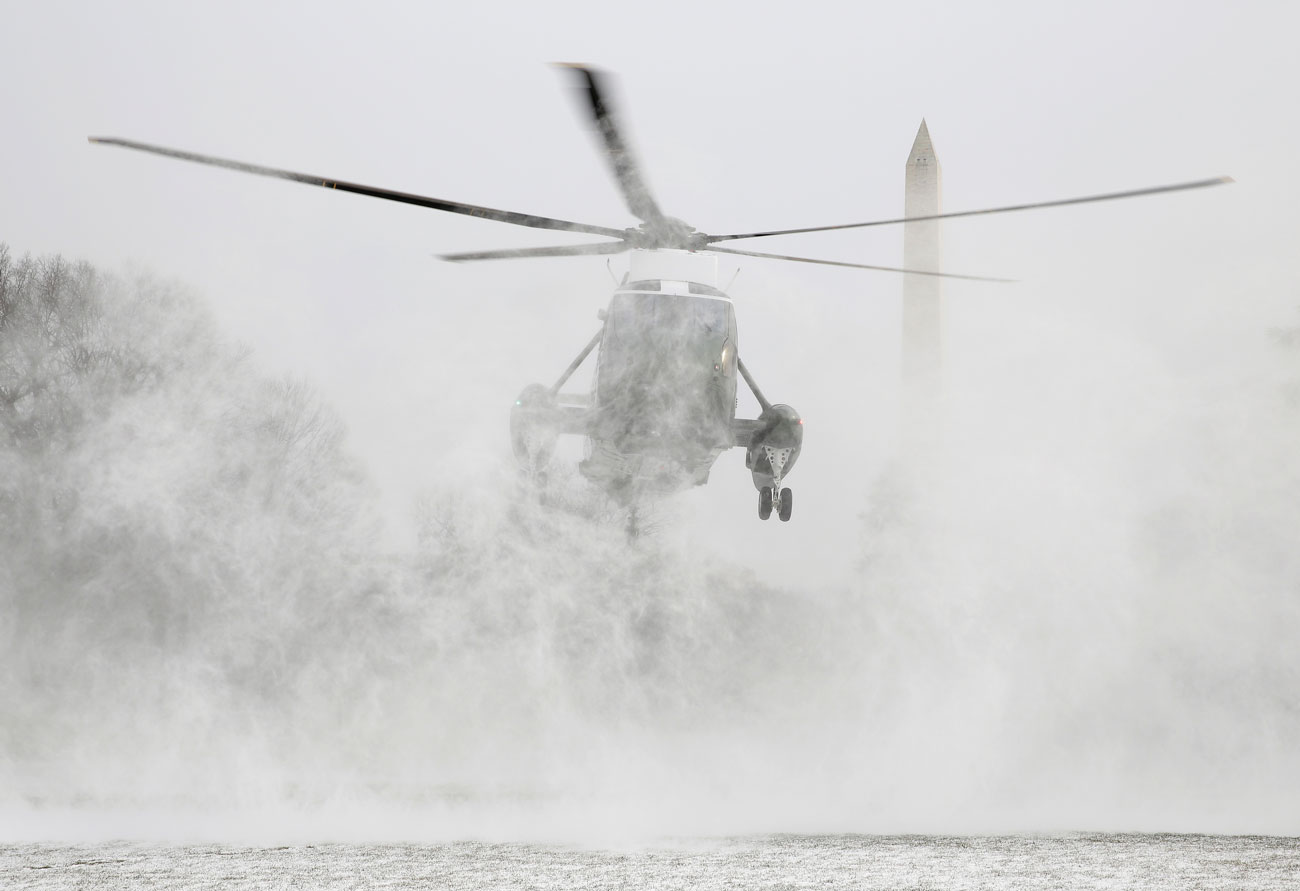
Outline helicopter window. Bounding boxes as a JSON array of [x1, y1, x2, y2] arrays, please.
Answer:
[[624, 280, 660, 291], [687, 282, 726, 297], [696, 299, 729, 336], [609, 292, 656, 340], [607, 293, 730, 343], [656, 297, 697, 334]]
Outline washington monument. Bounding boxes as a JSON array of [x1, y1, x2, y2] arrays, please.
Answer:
[[902, 120, 942, 450]]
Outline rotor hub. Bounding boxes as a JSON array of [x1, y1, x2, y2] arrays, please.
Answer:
[[628, 217, 704, 251]]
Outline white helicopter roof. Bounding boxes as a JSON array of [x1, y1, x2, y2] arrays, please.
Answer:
[[627, 249, 718, 288]]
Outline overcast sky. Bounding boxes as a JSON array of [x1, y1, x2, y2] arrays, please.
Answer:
[[3, 0, 1297, 579]]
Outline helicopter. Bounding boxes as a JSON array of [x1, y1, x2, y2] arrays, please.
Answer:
[[89, 65, 1231, 526]]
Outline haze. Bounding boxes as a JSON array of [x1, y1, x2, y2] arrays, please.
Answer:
[[2, 0, 1298, 840]]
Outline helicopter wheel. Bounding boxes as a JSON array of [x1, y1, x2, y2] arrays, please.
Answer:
[[778, 487, 793, 522], [758, 486, 773, 520]]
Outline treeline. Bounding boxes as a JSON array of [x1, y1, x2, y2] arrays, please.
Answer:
[[0, 246, 400, 796]]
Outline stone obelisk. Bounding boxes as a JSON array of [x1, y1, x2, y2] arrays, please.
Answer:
[[902, 120, 942, 453]]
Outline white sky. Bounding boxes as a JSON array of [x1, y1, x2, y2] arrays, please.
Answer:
[[3, 0, 1297, 581]]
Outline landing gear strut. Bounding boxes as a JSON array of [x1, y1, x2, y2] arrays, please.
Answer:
[[738, 361, 802, 526], [757, 441, 794, 522]]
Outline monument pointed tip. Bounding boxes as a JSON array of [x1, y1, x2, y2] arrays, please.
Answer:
[[908, 118, 937, 166]]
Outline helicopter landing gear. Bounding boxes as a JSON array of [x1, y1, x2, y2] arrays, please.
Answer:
[[758, 486, 793, 521], [756, 442, 794, 522], [511, 383, 560, 486], [519, 442, 551, 489]]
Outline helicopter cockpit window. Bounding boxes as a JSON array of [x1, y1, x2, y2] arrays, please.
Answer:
[[696, 299, 728, 337], [610, 292, 656, 341], [608, 292, 731, 347]]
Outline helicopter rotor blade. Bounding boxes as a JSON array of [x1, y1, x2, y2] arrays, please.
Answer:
[[439, 241, 629, 262], [557, 64, 666, 225], [88, 136, 628, 239], [707, 246, 1014, 282], [705, 176, 1235, 243]]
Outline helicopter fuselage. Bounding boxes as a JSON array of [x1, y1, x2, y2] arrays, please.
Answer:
[[510, 249, 803, 514], [579, 277, 739, 499]]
